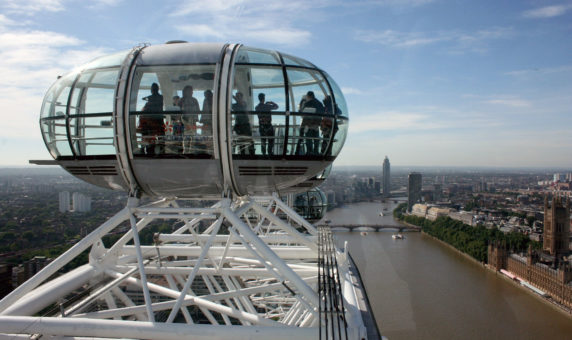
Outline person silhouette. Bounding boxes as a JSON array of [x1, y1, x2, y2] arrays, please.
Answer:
[[299, 91, 323, 155], [255, 93, 278, 156], [137, 82, 164, 155], [232, 92, 255, 155], [180, 85, 200, 153]]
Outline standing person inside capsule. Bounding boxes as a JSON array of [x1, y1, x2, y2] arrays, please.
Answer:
[[299, 91, 323, 155], [255, 93, 278, 156], [201, 90, 213, 134], [180, 85, 200, 153], [137, 82, 164, 155], [232, 92, 255, 155], [199, 89, 214, 154]]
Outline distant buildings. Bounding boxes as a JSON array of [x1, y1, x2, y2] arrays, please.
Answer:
[[553, 173, 567, 182], [0, 264, 12, 299], [73, 192, 92, 212], [59, 191, 91, 213], [10, 257, 52, 291], [407, 172, 422, 212], [488, 194, 572, 312], [58, 191, 70, 213], [382, 156, 390, 198], [433, 184, 442, 202], [326, 191, 336, 207]]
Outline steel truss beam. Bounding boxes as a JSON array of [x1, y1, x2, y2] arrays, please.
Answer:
[[0, 195, 367, 339]]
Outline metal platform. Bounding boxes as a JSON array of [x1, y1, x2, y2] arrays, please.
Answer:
[[0, 195, 368, 339]]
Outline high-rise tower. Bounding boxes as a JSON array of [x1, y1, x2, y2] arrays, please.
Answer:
[[543, 195, 570, 259], [408, 172, 422, 212], [382, 156, 390, 198], [58, 191, 70, 213]]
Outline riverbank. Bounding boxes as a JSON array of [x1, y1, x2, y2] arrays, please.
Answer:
[[421, 231, 572, 319], [329, 202, 572, 338], [421, 231, 486, 267]]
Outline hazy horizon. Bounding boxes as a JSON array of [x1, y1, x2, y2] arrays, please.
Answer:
[[1, 164, 569, 174]]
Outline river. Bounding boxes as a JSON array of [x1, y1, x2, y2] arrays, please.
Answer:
[[326, 202, 572, 339]]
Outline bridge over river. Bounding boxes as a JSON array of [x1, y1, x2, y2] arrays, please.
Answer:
[[317, 224, 421, 232]]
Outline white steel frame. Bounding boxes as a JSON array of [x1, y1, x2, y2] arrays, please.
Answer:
[[0, 194, 366, 339]]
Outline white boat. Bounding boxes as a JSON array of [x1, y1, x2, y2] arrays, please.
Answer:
[[379, 212, 384, 216], [392, 234, 404, 240]]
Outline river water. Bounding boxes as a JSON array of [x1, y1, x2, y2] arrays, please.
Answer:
[[326, 202, 572, 340]]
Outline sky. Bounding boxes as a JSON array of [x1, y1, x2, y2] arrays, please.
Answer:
[[0, 0, 571, 168]]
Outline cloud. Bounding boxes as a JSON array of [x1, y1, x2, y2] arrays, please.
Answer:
[[354, 27, 512, 52], [350, 111, 447, 133], [171, 0, 328, 46], [0, 0, 66, 14], [1, 0, 123, 14], [178, 24, 311, 46], [522, 4, 572, 18], [463, 93, 533, 108], [0, 21, 111, 142], [485, 98, 531, 108], [341, 87, 362, 95], [86, 0, 123, 10], [0, 14, 17, 27], [504, 65, 572, 77], [375, 0, 434, 6], [172, 0, 436, 46], [354, 29, 448, 48]]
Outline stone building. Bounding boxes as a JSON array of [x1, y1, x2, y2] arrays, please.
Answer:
[[488, 244, 572, 308], [543, 195, 570, 259], [488, 195, 572, 308]]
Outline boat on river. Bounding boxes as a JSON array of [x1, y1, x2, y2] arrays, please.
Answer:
[[392, 234, 404, 240]]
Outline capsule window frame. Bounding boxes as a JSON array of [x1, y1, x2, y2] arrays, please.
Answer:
[[68, 67, 120, 156], [127, 63, 218, 159]]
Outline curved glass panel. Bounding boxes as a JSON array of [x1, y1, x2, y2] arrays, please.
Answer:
[[324, 73, 348, 118], [281, 53, 315, 68], [231, 65, 286, 157], [69, 68, 119, 155], [285, 68, 332, 156], [235, 46, 280, 65], [331, 117, 348, 157], [40, 73, 78, 158], [316, 164, 332, 180], [82, 50, 129, 70], [129, 65, 216, 157]]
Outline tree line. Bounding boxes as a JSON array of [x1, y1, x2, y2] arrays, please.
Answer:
[[394, 203, 540, 262]]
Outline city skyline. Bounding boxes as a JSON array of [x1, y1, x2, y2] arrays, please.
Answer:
[[0, 0, 571, 167]]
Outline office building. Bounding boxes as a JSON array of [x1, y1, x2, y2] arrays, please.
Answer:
[[58, 191, 70, 213], [382, 156, 390, 198], [72, 192, 92, 212], [408, 172, 422, 212]]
